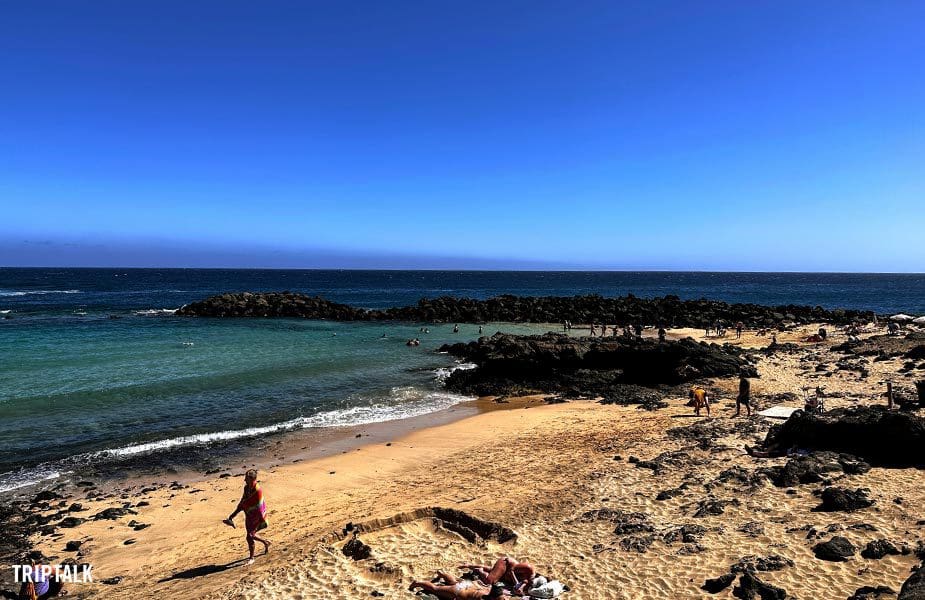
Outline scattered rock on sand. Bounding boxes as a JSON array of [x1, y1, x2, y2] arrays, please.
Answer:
[[739, 521, 765, 537], [732, 571, 792, 599], [694, 498, 740, 518], [762, 452, 870, 488], [662, 524, 706, 545], [731, 555, 795, 573], [619, 534, 656, 553], [861, 539, 903, 560], [93, 507, 137, 521], [702, 573, 736, 593], [813, 536, 857, 562], [815, 487, 875, 512], [342, 537, 371, 561], [58, 517, 86, 528]]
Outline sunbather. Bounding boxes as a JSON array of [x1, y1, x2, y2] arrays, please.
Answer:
[[409, 574, 506, 599], [459, 557, 536, 594]]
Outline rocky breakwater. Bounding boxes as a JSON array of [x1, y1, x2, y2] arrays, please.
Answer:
[[438, 332, 755, 398], [177, 292, 874, 326], [176, 292, 372, 319]]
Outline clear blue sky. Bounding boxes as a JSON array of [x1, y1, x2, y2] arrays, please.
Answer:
[[1, 1, 923, 271]]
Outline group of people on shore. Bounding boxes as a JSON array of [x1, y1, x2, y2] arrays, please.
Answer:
[[583, 322, 644, 340]]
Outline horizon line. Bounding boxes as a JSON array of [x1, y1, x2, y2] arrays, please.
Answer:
[[1, 265, 923, 275]]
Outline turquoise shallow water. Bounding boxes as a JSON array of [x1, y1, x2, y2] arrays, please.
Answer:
[[2, 268, 923, 492], [0, 313, 547, 491]]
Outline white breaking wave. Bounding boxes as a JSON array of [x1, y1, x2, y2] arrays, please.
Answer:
[[93, 388, 471, 460], [0, 310, 10, 314], [134, 308, 178, 316], [0, 385, 472, 495], [0, 289, 81, 297], [0, 467, 69, 494], [434, 362, 477, 385]]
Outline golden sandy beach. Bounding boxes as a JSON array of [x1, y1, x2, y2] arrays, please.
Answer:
[[17, 325, 925, 599]]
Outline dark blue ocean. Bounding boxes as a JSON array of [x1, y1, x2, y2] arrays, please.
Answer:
[[1, 268, 923, 493]]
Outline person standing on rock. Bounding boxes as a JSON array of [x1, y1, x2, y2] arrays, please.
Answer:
[[224, 469, 271, 564], [736, 375, 751, 417]]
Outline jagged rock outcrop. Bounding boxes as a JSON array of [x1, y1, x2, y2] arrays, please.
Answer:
[[761, 407, 925, 467], [439, 332, 755, 397]]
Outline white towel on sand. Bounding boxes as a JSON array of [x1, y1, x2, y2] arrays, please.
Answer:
[[529, 579, 566, 598]]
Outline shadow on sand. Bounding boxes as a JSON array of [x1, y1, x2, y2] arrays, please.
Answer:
[[158, 559, 249, 583]]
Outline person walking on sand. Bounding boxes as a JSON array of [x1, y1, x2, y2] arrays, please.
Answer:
[[735, 321, 744, 339], [224, 469, 270, 564], [736, 374, 751, 417]]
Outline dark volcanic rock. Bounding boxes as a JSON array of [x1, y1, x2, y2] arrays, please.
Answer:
[[579, 508, 654, 536], [342, 537, 371, 561], [731, 555, 795, 573], [441, 333, 755, 397], [93, 507, 137, 521], [733, 571, 792, 599], [861, 539, 902, 560], [634, 450, 699, 475], [179, 292, 873, 327], [619, 534, 656, 553], [703, 573, 736, 593], [58, 517, 86, 528], [668, 417, 765, 450], [656, 484, 688, 501], [762, 452, 871, 487], [899, 564, 925, 600], [849, 586, 895, 599], [813, 536, 857, 562], [815, 487, 874, 512], [663, 524, 706, 545], [694, 498, 740, 518], [441, 333, 754, 392], [761, 407, 925, 467]]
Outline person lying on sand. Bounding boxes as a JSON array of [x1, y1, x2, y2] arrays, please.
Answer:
[[409, 574, 507, 599], [459, 557, 536, 595], [223, 469, 271, 565]]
